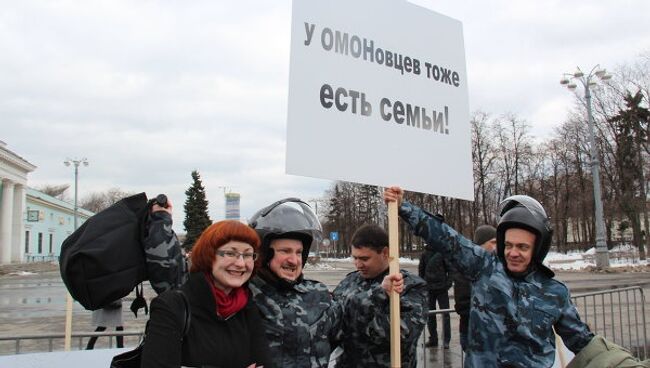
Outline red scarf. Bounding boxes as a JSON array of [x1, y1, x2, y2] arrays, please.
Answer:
[[204, 273, 249, 318]]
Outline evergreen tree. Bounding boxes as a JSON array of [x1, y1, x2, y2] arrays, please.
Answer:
[[183, 170, 212, 250], [608, 91, 650, 259]]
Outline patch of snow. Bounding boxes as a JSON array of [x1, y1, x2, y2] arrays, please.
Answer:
[[9, 271, 37, 276], [316, 249, 648, 271], [610, 243, 638, 252], [304, 262, 342, 271]]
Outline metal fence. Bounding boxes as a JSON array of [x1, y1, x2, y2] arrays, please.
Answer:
[[0, 287, 647, 366], [571, 286, 647, 360], [0, 331, 143, 355], [418, 286, 648, 367]]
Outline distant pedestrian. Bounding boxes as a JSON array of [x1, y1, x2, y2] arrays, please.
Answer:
[[453, 224, 496, 351], [86, 299, 124, 349], [419, 242, 452, 349]]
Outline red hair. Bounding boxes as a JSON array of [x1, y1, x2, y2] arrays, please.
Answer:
[[190, 220, 261, 273]]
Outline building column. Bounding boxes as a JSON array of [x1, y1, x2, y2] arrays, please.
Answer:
[[0, 179, 15, 264], [11, 184, 25, 263]]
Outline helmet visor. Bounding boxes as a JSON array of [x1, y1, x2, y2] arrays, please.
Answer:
[[498, 195, 548, 222], [251, 198, 322, 238]]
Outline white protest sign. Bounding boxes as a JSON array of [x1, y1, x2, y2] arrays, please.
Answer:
[[286, 0, 473, 200]]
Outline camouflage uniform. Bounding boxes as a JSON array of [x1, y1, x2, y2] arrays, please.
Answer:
[[399, 200, 594, 367], [143, 211, 187, 294], [332, 269, 427, 368], [249, 272, 342, 368]]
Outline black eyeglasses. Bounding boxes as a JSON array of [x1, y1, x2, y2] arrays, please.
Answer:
[[216, 250, 258, 261]]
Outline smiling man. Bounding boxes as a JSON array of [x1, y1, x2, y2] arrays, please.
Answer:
[[332, 224, 426, 368], [384, 187, 595, 368], [248, 198, 341, 368]]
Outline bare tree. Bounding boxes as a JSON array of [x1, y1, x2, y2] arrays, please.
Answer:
[[492, 113, 533, 198], [80, 187, 135, 213], [471, 111, 498, 225], [36, 184, 70, 200]]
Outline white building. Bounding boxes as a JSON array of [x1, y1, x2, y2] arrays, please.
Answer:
[[0, 141, 92, 264], [0, 140, 36, 263]]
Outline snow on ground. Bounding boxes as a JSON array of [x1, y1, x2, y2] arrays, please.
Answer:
[[313, 247, 648, 271], [8, 271, 37, 276], [545, 245, 648, 270], [304, 262, 341, 271], [316, 257, 420, 266]]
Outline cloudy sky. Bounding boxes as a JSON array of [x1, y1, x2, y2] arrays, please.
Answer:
[[2, 0, 649, 231]]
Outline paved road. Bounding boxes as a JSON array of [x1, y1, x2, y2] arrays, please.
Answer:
[[1, 261, 648, 363], [305, 259, 650, 293]]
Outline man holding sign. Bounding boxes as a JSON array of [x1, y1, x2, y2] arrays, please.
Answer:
[[384, 187, 594, 368], [332, 224, 426, 368]]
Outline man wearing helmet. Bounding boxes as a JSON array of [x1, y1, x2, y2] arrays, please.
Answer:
[[384, 187, 594, 368], [248, 198, 342, 368], [332, 224, 427, 368]]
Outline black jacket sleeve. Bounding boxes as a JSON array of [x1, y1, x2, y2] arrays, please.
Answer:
[[248, 304, 272, 367], [140, 291, 186, 368], [418, 251, 429, 278], [452, 271, 471, 316]]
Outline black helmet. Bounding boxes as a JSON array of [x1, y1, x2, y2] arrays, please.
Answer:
[[496, 195, 553, 274], [249, 198, 323, 266]]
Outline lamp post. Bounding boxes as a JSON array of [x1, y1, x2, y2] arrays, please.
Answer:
[[63, 158, 89, 230], [62, 157, 88, 351], [560, 65, 611, 268]]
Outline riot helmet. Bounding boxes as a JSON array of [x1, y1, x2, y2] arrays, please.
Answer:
[[249, 198, 323, 267], [496, 195, 553, 274]]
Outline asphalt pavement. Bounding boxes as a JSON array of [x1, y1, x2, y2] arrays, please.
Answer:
[[0, 260, 649, 358]]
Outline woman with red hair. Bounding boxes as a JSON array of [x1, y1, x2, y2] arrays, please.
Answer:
[[142, 219, 270, 368]]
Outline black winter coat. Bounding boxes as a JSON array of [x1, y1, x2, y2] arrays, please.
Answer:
[[452, 270, 471, 334], [141, 272, 270, 368], [418, 248, 452, 292]]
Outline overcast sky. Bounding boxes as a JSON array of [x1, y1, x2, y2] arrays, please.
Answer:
[[2, 1, 649, 231]]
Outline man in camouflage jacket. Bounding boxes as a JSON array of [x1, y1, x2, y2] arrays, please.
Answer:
[[332, 224, 427, 368], [385, 187, 594, 368], [249, 271, 340, 368], [248, 199, 342, 368]]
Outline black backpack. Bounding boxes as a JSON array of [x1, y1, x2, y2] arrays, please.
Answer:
[[59, 193, 150, 310]]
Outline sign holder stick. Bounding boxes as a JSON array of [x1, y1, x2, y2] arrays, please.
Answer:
[[388, 201, 401, 368], [64, 292, 73, 350]]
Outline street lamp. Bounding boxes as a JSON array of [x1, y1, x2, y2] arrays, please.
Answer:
[[560, 65, 612, 268], [62, 157, 88, 351], [64, 158, 89, 230]]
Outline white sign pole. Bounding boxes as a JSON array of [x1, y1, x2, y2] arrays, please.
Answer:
[[64, 293, 73, 351], [388, 201, 401, 367]]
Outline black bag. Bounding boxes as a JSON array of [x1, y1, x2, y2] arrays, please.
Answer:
[[110, 290, 191, 368], [60, 193, 150, 310]]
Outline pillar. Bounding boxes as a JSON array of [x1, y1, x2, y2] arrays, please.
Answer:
[[1, 179, 15, 264], [11, 184, 25, 262]]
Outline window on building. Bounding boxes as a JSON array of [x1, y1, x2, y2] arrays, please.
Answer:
[[38, 233, 43, 254], [49, 234, 54, 254], [25, 231, 30, 253]]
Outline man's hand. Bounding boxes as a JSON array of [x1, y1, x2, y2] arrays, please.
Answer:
[[383, 186, 404, 207], [382, 273, 404, 295], [152, 199, 173, 215]]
